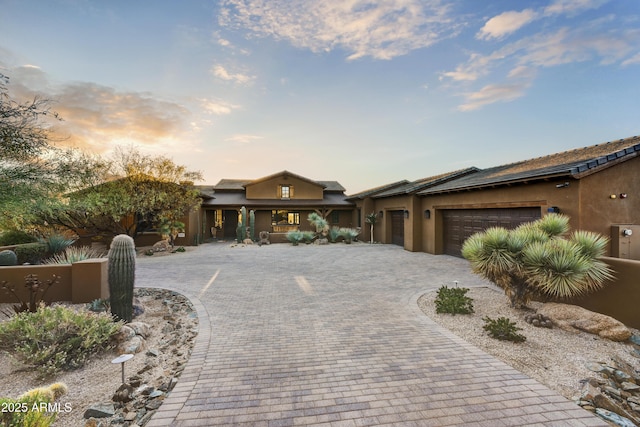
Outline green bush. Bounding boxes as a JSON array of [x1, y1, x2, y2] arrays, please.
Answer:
[[0, 305, 122, 377], [14, 243, 48, 264], [482, 316, 526, 343], [434, 286, 474, 315], [0, 230, 37, 246]]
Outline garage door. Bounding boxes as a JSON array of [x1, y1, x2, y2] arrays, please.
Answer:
[[442, 208, 541, 257], [391, 210, 405, 247]]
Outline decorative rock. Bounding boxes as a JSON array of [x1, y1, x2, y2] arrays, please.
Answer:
[[146, 348, 160, 357], [595, 408, 637, 427], [146, 399, 163, 410], [119, 335, 146, 354], [127, 322, 151, 338], [537, 303, 631, 341], [152, 240, 170, 252], [622, 382, 640, 392], [124, 411, 137, 421], [83, 402, 116, 419], [116, 325, 136, 341], [630, 334, 640, 346], [112, 383, 134, 403], [149, 390, 164, 398]]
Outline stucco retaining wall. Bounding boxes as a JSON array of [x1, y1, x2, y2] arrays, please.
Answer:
[[0, 258, 108, 305]]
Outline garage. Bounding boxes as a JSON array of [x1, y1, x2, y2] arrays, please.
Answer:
[[390, 210, 405, 247], [442, 207, 541, 257]]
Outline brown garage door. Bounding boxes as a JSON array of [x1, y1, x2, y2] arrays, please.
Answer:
[[442, 207, 541, 257], [391, 210, 405, 247]]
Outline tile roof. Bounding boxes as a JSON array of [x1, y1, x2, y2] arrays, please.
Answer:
[[371, 168, 479, 198], [347, 180, 410, 200], [419, 135, 640, 195]]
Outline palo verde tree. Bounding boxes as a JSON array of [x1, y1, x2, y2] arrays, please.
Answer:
[[365, 212, 377, 244], [37, 147, 203, 239], [461, 214, 613, 308]]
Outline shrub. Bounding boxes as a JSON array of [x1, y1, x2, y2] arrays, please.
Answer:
[[0, 230, 37, 246], [339, 228, 359, 243], [0, 305, 122, 377], [0, 249, 18, 266], [434, 285, 474, 315], [14, 242, 48, 264], [328, 226, 341, 243], [0, 382, 68, 427], [1, 273, 60, 314], [44, 246, 106, 264], [173, 246, 186, 253], [286, 230, 304, 246], [301, 231, 316, 244], [482, 316, 526, 343], [42, 234, 76, 255]]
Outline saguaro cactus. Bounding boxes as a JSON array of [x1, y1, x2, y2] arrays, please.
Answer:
[[108, 234, 136, 322]]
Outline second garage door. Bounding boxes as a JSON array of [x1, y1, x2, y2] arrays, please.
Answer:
[[391, 210, 405, 247], [442, 207, 541, 257]]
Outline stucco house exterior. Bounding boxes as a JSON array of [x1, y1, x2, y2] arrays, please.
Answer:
[[350, 135, 640, 259], [197, 171, 356, 242]]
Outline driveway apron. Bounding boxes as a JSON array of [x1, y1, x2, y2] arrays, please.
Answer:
[[139, 243, 606, 427]]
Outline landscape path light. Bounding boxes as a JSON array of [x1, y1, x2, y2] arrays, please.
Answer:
[[111, 353, 134, 384]]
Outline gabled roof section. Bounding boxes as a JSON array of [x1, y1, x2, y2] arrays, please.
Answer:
[[347, 180, 410, 200], [245, 170, 327, 189], [419, 135, 640, 195], [316, 181, 346, 192], [372, 168, 480, 198], [212, 179, 251, 191]]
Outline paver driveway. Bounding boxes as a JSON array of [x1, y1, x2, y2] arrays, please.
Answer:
[[139, 243, 605, 427]]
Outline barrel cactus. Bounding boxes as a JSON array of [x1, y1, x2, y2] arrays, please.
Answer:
[[108, 234, 136, 322], [0, 250, 18, 266]]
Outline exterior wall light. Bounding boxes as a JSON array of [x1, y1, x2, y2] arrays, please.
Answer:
[[623, 229, 633, 237], [620, 193, 628, 199], [610, 194, 617, 199], [378, 211, 383, 218], [404, 210, 409, 219], [547, 206, 560, 213], [424, 209, 431, 219]]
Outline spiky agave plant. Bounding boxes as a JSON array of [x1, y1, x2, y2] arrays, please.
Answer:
[[462, 214, 613, 308]]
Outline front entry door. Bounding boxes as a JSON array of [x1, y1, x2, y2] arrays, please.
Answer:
[[223, 210, 238, 239]]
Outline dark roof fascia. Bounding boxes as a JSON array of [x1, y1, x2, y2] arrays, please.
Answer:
[[346, 180, 410, 200]]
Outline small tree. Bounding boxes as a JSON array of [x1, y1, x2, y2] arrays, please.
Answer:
[[158, 219, 185, 248], [365, 212, 377, 244], [461, 214, 613, 308]]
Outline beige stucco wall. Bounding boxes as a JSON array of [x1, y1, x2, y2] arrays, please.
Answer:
[[0, 259, 108, 304], [246, 175, 324, 200]]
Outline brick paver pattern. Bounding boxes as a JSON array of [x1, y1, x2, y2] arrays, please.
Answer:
[[139, 243, 606, 427]]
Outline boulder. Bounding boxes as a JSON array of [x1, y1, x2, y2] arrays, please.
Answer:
[[84, 402, 115, 419], [151, 240, 170, 252], [537, 303, 631, 342]]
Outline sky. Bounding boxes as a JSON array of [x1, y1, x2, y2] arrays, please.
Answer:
[[1, 0, 639, 193]]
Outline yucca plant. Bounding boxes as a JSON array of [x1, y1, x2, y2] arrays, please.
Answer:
[[44, 246, 106, 264], [42, 234, 76, 255], [462, 214, 613, 308], [286, 230, 304, 246]]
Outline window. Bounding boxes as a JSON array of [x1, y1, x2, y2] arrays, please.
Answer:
[[272, 210, 299, 225], [279, 185, 293, 199], [331, 211, 340, 224]]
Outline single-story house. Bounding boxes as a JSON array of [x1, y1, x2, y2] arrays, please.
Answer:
[[350, 135, 640, 259], [197, 171, 356, 242]]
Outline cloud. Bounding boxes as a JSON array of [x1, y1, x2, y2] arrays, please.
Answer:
[[225, 134, 263, 143], [458, 67, 535, 111], [5, 66, 194, 152], [211, 64, 255, 85], [446, 12, 640, 110], [544, 0, 609, 16], [200, 98, 241, 115], [477, 9, 537, 40], [218, 0, 460, 60]]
